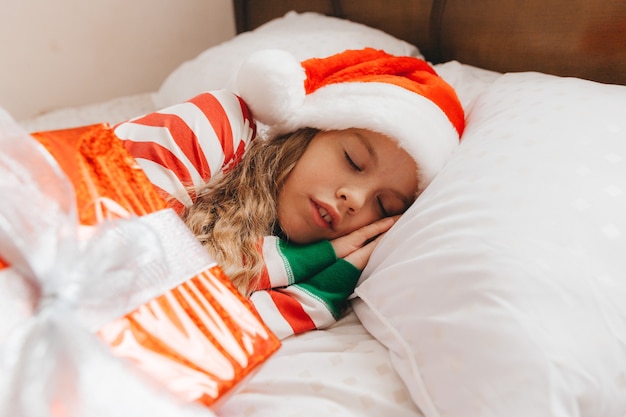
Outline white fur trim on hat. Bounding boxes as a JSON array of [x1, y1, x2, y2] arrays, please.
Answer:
[[236, 49, 460, 187], [236, 49, 306, 126]]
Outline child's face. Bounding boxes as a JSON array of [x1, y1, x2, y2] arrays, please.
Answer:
[[277, 128, 419, 244]]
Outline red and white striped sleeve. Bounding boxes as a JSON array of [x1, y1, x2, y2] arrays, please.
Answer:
[[113, 90, 256, 213], [248, 236, 361, 339], [249, 261, 361, 340]]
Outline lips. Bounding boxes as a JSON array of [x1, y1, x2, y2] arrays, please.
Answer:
[[318, 206, 332, 224], [310, 200, 337, 230]]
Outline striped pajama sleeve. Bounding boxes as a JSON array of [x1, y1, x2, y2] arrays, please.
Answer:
[[113, 89, 255, 211], [250, 237, 361, 339]]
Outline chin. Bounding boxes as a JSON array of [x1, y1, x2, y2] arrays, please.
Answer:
[[284, 234, 312, 245], [278, 226, 316, 245]]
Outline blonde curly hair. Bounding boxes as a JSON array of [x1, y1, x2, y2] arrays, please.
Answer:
[[181, 128, 318, 296]]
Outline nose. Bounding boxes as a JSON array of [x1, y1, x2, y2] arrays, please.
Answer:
[[338, 186, 367, 214]]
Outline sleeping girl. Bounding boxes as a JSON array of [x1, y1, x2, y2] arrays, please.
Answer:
[[114, 48, 465, 339]]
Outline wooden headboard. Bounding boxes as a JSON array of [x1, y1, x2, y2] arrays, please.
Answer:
[[233, 0, 626, 85]]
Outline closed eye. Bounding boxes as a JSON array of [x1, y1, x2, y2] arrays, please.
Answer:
[[377, 197, 389, 217], [344, 151, 362, 172]]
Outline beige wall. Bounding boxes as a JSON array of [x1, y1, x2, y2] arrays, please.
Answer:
[[0, 0, 236, 120]]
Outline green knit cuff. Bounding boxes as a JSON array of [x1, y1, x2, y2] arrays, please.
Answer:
[[295, 259, 361, 319], [277, 239, 337, 284]]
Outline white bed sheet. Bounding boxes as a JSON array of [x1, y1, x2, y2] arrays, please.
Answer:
[[218, 309, 424, 417]]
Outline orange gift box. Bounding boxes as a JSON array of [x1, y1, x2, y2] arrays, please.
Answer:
[[1, 123, 280, 408]]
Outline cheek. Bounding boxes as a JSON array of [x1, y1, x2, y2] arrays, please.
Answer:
[[274, 181, 306, 241], [275, 185, 290, 224], [275, 199, 295, 239]]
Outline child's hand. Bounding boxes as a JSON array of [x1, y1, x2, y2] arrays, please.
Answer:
[[330, 216, 398, 270]]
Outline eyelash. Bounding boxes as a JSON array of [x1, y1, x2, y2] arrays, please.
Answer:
[[344, 151, 362, 172], [344, 151, 389, 217], [377, 197, 389, 217]]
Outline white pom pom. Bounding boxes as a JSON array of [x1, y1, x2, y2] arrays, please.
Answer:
[[235, 49, 306, 126]]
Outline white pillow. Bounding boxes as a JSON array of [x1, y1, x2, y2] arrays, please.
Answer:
[[155, 11, 421, 108], [354, 72, 626, 417]]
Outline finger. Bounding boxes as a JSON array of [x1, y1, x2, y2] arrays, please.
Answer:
[[359, 216, 398, 240], [346, 216, 397, 246], [344, 233, 385, 270], [331, 216, 397, 258]]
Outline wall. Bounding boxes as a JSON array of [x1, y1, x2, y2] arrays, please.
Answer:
[[0, 0, 236, 120]]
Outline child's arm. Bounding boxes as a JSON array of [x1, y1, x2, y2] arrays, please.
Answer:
[[257, 217, 397, 289], [249, 260, 360, 339], [113, 90, 256, 213], [250, 217, 396, 339], [256, 236, 338, 289]]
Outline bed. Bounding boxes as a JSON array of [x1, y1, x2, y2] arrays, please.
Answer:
[[3, 1, 626, 417]]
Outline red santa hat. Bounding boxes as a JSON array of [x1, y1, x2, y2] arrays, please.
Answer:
[[235, 48, 464, 188]]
